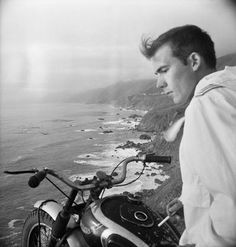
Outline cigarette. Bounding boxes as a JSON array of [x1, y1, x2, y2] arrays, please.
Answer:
[[158, 215, 170, 227]]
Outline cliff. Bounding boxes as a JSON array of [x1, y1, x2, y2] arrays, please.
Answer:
[[74, 79, 159, 108]]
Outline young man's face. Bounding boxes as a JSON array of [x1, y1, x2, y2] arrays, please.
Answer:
[[151, 44, 197, 104]]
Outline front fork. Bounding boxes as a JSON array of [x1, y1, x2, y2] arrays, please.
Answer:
[[48, 190, 78, 247]]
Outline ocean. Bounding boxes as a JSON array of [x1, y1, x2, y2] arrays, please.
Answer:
[[0, 102, 168, 246]]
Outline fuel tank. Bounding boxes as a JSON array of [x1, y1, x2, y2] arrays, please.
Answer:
[[80, 194, 178, 247]]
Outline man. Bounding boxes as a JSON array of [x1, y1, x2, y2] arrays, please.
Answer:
[[140, 25, 236, 246]]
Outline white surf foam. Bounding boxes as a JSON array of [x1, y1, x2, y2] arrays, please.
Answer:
[[8, 219, 24, 230], [103, 120, 123, 125], [76, 153, 100, 159], [16, 206, 24, 210], [102, 118, 139, 129], [72, 141, 169, 195], [0, 232, 21, 240], [75, 129, 97, 132]]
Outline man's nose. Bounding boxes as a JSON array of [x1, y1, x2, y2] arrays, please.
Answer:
[[156, 76, 167, 89]]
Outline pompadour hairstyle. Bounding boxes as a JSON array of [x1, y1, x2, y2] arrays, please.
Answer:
[[140, 25, 216, 69]]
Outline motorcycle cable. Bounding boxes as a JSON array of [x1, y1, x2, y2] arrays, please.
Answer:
[[80, 190, 86, 203], [45, 177, 80, 206], [114, 162, 146, 187], [109, 157, 128, 176], [100, 158, 139, 199], [109, 158, 147, 188], [100, 166, 144, 199]]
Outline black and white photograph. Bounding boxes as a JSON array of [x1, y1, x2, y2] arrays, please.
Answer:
[[1, 0, 236, 246]]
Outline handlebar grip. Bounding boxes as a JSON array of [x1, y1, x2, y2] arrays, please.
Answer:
[[145, 154, 171, 163], [28, 170, 47, 188]]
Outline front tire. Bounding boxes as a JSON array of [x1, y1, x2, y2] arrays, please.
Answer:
[[21, 209, 68, 247]]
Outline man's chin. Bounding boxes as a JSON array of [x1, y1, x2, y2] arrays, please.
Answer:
[[172, 96, 186, 105], [173, 97, 192, 107], [172, 96, 179, 104]]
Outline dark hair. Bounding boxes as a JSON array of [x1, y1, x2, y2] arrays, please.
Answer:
[[140, 25, 216, 69]]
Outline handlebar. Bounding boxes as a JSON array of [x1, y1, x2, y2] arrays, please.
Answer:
[[111, 154, 171, 185], [4, 154, 171, 191]]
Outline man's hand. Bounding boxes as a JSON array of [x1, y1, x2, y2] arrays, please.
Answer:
[[166, 197, 183, 216]]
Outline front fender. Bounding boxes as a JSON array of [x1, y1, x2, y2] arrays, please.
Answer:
[[34, 200, 62, 221], [34, 200, 89, 247]]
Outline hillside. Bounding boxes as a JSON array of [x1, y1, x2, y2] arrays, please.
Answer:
[[216, 52, 236, 70], [73, 78, 160, 109], [75, 53, 236, 111], [73, 78, 176, 110]]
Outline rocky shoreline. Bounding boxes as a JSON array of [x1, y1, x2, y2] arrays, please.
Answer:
[[110, 110, 185, 234], [135, 115, 185, 234]]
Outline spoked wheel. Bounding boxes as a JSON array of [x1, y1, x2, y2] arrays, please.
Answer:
[[21, 209, 69, 247]]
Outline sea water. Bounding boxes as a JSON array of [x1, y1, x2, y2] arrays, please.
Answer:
[[0, 102, 168, 246]]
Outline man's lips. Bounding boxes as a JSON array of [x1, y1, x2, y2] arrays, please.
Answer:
[[165, 91, 173, 96]]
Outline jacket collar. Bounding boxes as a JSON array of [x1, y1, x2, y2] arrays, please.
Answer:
[[194, 66, 236, 97]]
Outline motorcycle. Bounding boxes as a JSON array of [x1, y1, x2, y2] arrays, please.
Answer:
[[4, 153, 180, 247]]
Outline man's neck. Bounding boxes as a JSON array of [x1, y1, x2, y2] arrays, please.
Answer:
[[198, 67, 217, 82], [186, 67, 217, 105]]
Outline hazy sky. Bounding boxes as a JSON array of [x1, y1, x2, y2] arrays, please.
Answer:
[[1, 0, 236, 102]]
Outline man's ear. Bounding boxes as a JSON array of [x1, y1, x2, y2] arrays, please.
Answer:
[[188, 52, 201, 71]]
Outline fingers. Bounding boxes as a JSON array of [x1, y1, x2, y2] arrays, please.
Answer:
[[166, 198, 183, 216], [167, 205, 177, 216], [166, 199, 177, 216]]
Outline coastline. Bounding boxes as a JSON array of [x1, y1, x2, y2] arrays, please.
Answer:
[[0, 103, 184, 246], [70, 114, 170, 195], [70, 109, 185, 234]]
